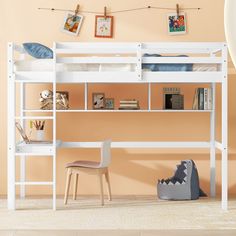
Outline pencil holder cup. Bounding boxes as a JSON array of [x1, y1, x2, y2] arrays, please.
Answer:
[[36, 130, 45, 141]]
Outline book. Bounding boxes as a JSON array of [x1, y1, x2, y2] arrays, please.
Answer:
[[164, 94, 184, 109], [120, 100, 139, 104], [163, 87, 181, 109], [192, 88, 212, 110], [119, 104, 139, 107], [204, 88, 208, 110], [198, 88, 204, 110], [208, 88, 212, 110], [192, 88, 199, 110]]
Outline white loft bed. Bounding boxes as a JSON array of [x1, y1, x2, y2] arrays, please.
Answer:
[[8, 42, 228, 211]]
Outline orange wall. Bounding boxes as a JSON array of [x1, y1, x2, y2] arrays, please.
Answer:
[[1, 0, 236, 197]]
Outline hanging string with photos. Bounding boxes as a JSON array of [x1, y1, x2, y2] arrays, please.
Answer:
[[38, 4, 201, 37]]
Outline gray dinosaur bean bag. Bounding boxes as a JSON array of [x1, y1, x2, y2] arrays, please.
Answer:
[[157, 160, 206, 200]]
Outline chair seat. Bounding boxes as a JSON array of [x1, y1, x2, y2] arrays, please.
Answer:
[[66, 160, 100, 168]]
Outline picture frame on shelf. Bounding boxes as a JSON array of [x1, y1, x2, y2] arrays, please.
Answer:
[[92, 93, 105, 109], [56, 91, 69, 110], [105, 98, 115, 109], [167, 12, 186, 35], [95, 15, 113, 38], [62, 12, 84, 36]]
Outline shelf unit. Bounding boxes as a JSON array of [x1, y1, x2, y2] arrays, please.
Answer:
[[8, 42, 228, 210]]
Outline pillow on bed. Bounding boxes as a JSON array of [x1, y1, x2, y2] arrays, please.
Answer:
[[23, 43, 53, 59]]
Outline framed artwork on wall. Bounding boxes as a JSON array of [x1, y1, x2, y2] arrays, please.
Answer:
[[92, 93, 105, 109], [62, 12, 84, 36], [105, 98, 115, 109], [95, 16, 113, 38], [167, 12, 186, 35]]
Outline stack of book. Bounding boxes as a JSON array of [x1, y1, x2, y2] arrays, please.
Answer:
[[119, 99, 140, 110], [192, 88, 212, 110]]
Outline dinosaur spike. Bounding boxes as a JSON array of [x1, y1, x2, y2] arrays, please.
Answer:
[[175, 181, 180, 185], [184, 163, 187, 168], [184, 169, 187, 175], [168, 181, 174, 185], [163, 181, 167, 185]]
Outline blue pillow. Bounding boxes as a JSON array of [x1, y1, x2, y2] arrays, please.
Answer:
[[23, 43, 53, 59]]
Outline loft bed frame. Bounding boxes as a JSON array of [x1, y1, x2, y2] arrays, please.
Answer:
[[8, 42, 228, 210]]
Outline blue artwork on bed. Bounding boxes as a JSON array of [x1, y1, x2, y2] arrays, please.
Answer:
[[142, 54, 193, 71]]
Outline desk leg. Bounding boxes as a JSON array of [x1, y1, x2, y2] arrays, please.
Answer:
[[221, 77, 228, 211], [8, 150, 15, 210], [20, 155, 26, 198]]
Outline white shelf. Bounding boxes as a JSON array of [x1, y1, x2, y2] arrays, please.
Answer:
[[15, 182, 53, 186], [15, 116, 54, 120], [56, 109, 212, 113]]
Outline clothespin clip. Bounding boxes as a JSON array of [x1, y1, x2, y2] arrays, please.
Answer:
[[104, 6, 107, 19], [73, 4, 80, 21], [176, 4, 180, 17]]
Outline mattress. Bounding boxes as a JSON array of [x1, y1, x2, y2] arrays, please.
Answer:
[[14, 59, 135, 72], [14, 59, 219, 72]]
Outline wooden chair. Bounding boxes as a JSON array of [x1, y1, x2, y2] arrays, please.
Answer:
[[64, 140, 112, 206]]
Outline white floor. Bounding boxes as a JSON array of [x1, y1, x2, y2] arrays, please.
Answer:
[[0, 196, 236, 233]]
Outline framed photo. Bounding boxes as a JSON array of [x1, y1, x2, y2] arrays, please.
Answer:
[[105, 98, 115, 110], [95, 16, 113, 38], [167, 13, 186, 35], [62, 12, 83, 36], [92, 93, 105, 109], [56, 91, 69, 110]]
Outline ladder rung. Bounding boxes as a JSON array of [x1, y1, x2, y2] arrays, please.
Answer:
[[15, 182, 53, 186], [15, 116, 54, 120], [15, 153, 54, 156]]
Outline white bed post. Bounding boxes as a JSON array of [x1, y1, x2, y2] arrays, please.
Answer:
[[20, 82, 26, 198], [52, 42, 57, 210], [210, 82, 216, 198], [221, 44, 228, 210], [85, 83, 88, 110], [137, 43, 142, 81], [148, 83, 151, 111], [8, 42, 16, 210]]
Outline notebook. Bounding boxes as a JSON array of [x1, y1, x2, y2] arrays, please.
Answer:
[[15, 122, 52, 144]]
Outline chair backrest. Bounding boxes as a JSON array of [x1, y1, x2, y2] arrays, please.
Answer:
[[99, 140, 112, 168]]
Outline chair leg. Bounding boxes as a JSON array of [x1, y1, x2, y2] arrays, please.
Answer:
[[98, 172, 104, 206], [105, 170, 112, 201], [64, 168, 72, 205], [73, 173, 79, 200]]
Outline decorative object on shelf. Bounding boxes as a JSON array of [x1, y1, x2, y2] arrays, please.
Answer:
[[119, 99, 140, 110], [192, 88, 212, 110], [92, 93, 105, 109], [31, 120, 46, 141], [39, 90, 69, 110], [167, 4, 186, 35], [62, 4, 83, 36], [163, 87, 184, 109], [15, 122, 51, 144], [95, 7, 113, 38], [105, 98, 115, 109], [23, 43, 53, 59], [56, 91, 69, 110]]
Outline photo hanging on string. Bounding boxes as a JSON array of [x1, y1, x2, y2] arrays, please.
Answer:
[[167, 12, 186, 35], [95, 15, 113, 38], [62, 12, 84, 36]]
